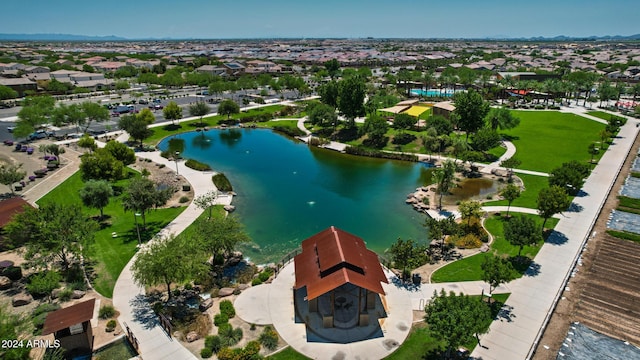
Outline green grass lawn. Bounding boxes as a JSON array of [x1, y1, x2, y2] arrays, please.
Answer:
[[260, 119, 300, 129], [486, 145, 507, 160], [586, 111, 616, 122], [484, 173, 549, 209], [37, 170, 187, 297], [431, 214, 559, 283], [267, 347, 311, 360], [145, 105, 286, 145], [500, 111, 605, 173]]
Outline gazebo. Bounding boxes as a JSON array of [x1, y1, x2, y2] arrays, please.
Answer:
[[293, 226, 388, 329]]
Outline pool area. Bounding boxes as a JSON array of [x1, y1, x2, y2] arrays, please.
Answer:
[[410, 88, 459, 97]]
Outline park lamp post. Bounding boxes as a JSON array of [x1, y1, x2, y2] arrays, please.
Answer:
[[134, 212, 142, 247], [174, 151, 180, 176]]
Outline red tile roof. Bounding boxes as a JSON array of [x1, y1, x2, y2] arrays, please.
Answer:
[[42, 298, 95, 335], [294, 226, 388, 300]]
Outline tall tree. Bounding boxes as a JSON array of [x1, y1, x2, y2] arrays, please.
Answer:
[[424, 289, 491, 357], [131, 234, 207, 300], [481, 256, 515, 296], [0, 164, 26, 195], [537, 186, 570, 231], [79, 148, 125, 181], [388, 238, 427, 276], [503, 215, 540, 257], [162, 101, 182, 126], [500, 157, 521, 180], [360, 114, 389, 148], [500, 184, 521, 216], [318, 81, 339, 108], [79, 180, 113, 219], [452, 90, 490, 141], [433, 160, 457, 209], [393, 113, 415, 133], [323, 58, 341, 79], [485, 107, 520, 131], [548, 160, 590, 196], [458, 200, 483, 226], [103, 140, 135, 165], [188, 101, 210, 126], [14, 95, 56, 139], [122, 177, 173, 230], [217, 99, 239, 120], [194, 190, 218, 220], [0, 84, 18, 100], [80, 101, 109, 133], [118, 114, 152, 147], [193, 215, 250, 265], [307, 102, 337, 128], [472, 127, 501, 153], [337, 75, 366, 127], [4, 203, 97, 271]]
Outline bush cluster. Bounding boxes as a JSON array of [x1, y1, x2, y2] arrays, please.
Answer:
[[212, 173, 233, 192], [345, 146, 418, 162], [26, 271, 61, 297], [184, 159, 212, 171], [99, 305, 116, 319], [259, 325, 279, 350], [219, 300, 236, 319]]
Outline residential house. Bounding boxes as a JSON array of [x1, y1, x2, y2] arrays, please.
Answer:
[[0, 77, 37, 96]]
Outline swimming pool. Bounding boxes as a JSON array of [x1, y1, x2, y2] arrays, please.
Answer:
[[410, 89, 458, 97]]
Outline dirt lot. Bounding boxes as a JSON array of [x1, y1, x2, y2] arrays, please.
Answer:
[[532, 129, 640, 359]]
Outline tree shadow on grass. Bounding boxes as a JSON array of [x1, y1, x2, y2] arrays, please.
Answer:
[[332, 127, 360, 142], [162, 124, 182, 131], [509, 256, 541, 277], [501, 134, 520, 142], [188, 121, 209, 128]]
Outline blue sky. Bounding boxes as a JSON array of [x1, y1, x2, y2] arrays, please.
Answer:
[[2, 0, 638, 39]]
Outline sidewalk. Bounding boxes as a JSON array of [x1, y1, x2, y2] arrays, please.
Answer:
[[112, 151, 231, 360], [471, 116, 640, 359]]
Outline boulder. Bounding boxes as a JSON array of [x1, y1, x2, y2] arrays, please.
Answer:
[[72, 290, 86, 299], [199, 298, 214, 312], [51, 288, 62, 299], [237, 284, 250, 291], [224, 205, 235, 212], [186, 331, 200, 342], [12, 293, 33, 307], [0, 276, 11, 290], [218, 288, 234, 297]]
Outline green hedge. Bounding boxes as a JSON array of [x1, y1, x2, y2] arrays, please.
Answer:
[[345, 146, 418, 162], [185, 159, 212, 171], [212, 173, 233, 192], [606, 229, 640, 243]]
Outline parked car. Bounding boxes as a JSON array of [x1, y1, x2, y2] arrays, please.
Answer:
[[28, 130, 54, 140], [153, 98, 161, 104], [111, 112, 120, 117], [138, 99, 149, 104], [7, 126, 15, 133]]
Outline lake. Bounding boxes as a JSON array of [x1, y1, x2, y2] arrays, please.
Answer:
[[159, 129, 432, 264]]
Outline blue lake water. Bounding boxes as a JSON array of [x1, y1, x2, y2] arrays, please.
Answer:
[[159, 129, 432, 263]]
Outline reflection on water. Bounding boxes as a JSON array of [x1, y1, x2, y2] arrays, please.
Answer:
[[446, 178, 498, 203], [191, 132, 213, 149], [219, 128, 242, 147], [167, 138, 185, 154]]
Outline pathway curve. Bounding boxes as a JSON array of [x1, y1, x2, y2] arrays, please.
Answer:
[[480, 141, 516, 174], [471, 115, 640, 359], [112, 151, 231, 360]]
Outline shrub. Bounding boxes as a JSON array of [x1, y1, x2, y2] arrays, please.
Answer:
[[214, 313, 229, 326], [185, 159, 212, 171], [243, 341, 261, 356], [179, 196, 189, 203], [26, 271, 61, 297], [99, 305, 116, 319], [391, 133, 417, 145], [454, 233, 483, 249], [259, 325, 279, 350], [217, 322, 231, 334], [217, 347, 238, 360], [158, 164, 166, 169], [258, 271, 271, 283], [200, 348, 213, 358], [219, 326, 243, 347], [345, 146, 418, 161], [204, 335, 222, 353], [106, 319, 117, 332], [251, 278, 263, 286], [32, 303, 61, 334], [219, 300, 236, 319], [212, 173, 233, 192], [58, 288, 73, 302]]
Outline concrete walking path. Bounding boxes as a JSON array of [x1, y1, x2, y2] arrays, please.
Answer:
[[112, 150, 231, 360], [471, 116, 640, 360]]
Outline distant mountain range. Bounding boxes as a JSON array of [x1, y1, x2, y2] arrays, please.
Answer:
[[0, 33, 127, 41], [0, 33, 639, 41]]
